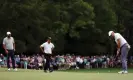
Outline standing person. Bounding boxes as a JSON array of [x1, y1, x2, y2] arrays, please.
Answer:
[[3, 31, 17, 71], [40, 37, 55, 73], [108, 31, 130, 74], [34, 55, 39, 70]]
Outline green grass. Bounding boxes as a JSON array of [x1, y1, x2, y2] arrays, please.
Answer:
[[59, 68, 133, 73], [0, 68, 133, 80]]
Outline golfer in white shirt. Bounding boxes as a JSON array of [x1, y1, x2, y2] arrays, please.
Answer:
[[40, 37, 54, 73], [108, 31, 130, 74], [3, 32, 17, 71]]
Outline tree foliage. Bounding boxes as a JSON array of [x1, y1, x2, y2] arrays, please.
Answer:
[[0, 0, 132, 55]]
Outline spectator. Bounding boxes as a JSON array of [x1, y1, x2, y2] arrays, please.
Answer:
[[1, 54, 132, 70], [34, 55, 39, 70], [85, 57, 91, 69], [76, 56, 80, 68], [0, 54, 4, 67], [15, 55, 20, 67], [102, 56, 107, 68], [91, 56, 97, 68], [23, 56, 28, 69], [38, 55, 43, 69]]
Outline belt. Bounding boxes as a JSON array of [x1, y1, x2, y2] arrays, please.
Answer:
[[45, 53, 52, 54], [121, 43, 127, 48], [121, 43, 131, 49], [7, 49, 14, 51]]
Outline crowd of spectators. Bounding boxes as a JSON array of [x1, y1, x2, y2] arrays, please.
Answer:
[[0, 54, 133, 70]]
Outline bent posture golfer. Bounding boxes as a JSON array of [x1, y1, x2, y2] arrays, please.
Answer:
[[108, 31, 130, 74]]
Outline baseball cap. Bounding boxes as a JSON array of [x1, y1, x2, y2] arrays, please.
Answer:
[[108, 31, 113, 36], [7, 32, 11, 35]]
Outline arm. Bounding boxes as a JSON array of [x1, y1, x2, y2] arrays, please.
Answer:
[[3, 38, 8, 54], [40, 43, 44, 53], [117, 39, 121, 49], [40, 46, 44, 53], [52, 47, 54, 51], [13, 37, 15, 51], [51, 44, 55, 51], [3, 44, 7, 51], [13, 43, 15, 51], [116, 39, 121, 56]]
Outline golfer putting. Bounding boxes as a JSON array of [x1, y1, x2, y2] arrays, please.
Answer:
[[108, 31, 130, 74]]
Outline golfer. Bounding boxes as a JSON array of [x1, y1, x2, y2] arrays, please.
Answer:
[[40, 37, 54, 73], [108, 31, 130, 74], [3, 31, 17, 71]]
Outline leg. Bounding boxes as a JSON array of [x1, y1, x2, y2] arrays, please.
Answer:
[[35, 62, 39, 70], [44, 54, 49, 71], [46, 54, 52, 71], [10, 50, 16, 69], [121, 45, 129, 71], [7, 53, 10, 69], [26, 62, 27, 69], [24, 61, 27, 69]]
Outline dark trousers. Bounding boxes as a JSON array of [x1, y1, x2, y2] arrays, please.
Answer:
[[44, 54, 53, 71], [7, 50, 15, 69]]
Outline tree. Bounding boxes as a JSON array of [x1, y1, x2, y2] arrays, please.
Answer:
[[0, 0, 132, 55]]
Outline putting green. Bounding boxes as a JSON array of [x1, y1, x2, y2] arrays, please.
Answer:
[[0, 68, 133, 80]]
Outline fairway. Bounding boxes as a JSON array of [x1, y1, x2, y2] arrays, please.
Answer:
[[0, 68, 133, 80]]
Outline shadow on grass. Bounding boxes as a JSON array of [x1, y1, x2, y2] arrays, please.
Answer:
[[0, 68, 43, 73], [1, 68, 133, 73]]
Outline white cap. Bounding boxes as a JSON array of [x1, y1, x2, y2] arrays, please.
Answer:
[[108, 31, 113, 36], [7, 32, 11, 35]]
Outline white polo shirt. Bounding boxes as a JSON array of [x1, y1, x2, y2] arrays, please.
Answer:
[[41, 42, 54, 54], [114, 33, 127, 47], [3, 37, 14, 50]]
